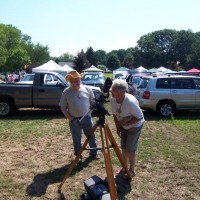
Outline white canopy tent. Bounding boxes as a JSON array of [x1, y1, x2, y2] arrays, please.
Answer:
[[32, 60, 69, 77], [113, 67, 129, 79], [62, 64, 73, 73], [136, 66, 147, 71], [83, 65, 103, 72], [158, 66, 168, 72]]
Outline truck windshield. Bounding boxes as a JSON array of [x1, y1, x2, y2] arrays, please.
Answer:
[[56, 73, 69, 87]]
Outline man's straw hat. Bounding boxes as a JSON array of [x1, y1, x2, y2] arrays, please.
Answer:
[[65, 70, 82, 82]]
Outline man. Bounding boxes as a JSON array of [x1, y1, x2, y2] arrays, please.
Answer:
[[59, 70, 97, 162], [110, 79, 144, 177]]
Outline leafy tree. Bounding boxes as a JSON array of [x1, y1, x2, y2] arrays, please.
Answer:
[[85, 46, 97, 66], [58, 52, 74, 62], [6, 48, 30, 71], [116, 49, 126, 65], [122, 53, 135, 69], [96, 49, 107, 65], [128, 47, 143, 68], [0, 24, 22, 71], [21, 34, 50, 67], [171, 30, 196, 69], [4, 24, 21, 50], [0, 24, 50, 72], [73, 50, 90, 72], [136, 29, 200, 69], [137, 29, 179, 68], [187, 36, 200, 69], [106, 54, 120, 70], [28, 43, 50, 67], [98, 65, 106, 71]]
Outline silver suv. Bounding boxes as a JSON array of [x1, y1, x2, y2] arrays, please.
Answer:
[[136, 75, 200, 117]]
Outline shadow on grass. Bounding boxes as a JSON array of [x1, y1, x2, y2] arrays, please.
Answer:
[[114, 174, 132, 199], [26, 157, 94, 199], [26, 157, 132, 199]]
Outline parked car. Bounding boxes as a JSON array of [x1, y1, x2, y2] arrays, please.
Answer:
[[17, 74, 59, 85], [82, 72, 106, 89], [18, 74, 35, 84], [136, 75, 200, 117], [126, 74, 143, 96]]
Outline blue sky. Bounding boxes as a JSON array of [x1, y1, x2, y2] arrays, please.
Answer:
[[0, 0, 200, 57]]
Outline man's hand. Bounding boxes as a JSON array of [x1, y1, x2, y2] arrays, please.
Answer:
[[71, 118, 82, 126]]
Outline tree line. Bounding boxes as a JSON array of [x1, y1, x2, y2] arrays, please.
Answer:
[[1, 23, 200, 73]]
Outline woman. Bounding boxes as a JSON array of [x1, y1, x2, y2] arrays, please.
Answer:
[[110, 79, 144, 177]]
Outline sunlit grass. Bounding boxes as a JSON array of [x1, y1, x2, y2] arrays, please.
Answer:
[[0, 109, 199, 199]]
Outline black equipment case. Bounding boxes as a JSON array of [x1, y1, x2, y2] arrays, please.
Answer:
[[83, 175, 110, 200]]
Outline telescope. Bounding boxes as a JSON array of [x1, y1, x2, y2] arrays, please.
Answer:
[[75, 77, 113, 126], [92, 77, 113, 117]]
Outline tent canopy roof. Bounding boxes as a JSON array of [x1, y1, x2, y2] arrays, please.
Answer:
[[136, 66, 147, 70], [83, 65, 103, 72], [32, 60, 69, 73], [113, 67, 129, 72], [186, 68, 200, 73], [62, 64, 73, 72]]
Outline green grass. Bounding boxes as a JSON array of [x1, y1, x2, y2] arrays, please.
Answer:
[[0, 173, 24, 196], [0, 109, 199, 199], [104, 72, 113, 79]]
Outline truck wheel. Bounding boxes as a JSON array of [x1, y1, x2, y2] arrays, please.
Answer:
[[156, 101, 175, 117], [0, 99, 15, 117]]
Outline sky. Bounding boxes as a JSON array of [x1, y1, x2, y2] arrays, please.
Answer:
[[0, 0, 200, 57]]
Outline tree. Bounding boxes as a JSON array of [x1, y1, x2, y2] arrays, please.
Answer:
[[73, 50, 90, 72], [58, 52, 74, 62], [116, 49, 126, 65], [0, 24, 50, 72], [6, 48, 30, 71], [137, 29, 179, 68], [96, 49, 107, 65], [0, 24, 22, 71], [171, 30, 196, 69], [122, 53, 135, 69], [85, 46, 97, 66], [106, 54, 120, 70], [187, 36, 200, 69], [29, 43, 50, 67]]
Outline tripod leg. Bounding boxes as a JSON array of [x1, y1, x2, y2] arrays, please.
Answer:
[[105, 124, 132, 180], [58, 124, 98, 191], [100, 126, 118, 200]]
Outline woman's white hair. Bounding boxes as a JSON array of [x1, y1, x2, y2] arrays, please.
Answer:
[[111, 78, 128, 93]]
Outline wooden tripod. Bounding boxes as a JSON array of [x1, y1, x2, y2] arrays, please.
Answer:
[[58, 117, 132, 200]]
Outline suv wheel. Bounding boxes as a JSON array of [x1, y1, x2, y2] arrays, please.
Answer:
[[156, 101, 175, 117]]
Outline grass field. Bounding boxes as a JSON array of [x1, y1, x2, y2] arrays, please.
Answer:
[[0, 106, 199, 200]]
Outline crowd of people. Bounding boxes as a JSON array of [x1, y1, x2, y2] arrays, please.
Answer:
[[0, 71, 26, 83], [59, 70, 144, 178]]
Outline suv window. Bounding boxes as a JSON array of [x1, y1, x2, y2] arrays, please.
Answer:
[[138, 78, 149, 89], [156, 78, 170, 89], [193, 78, 200, 89], [173, 78, 195, 89]]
